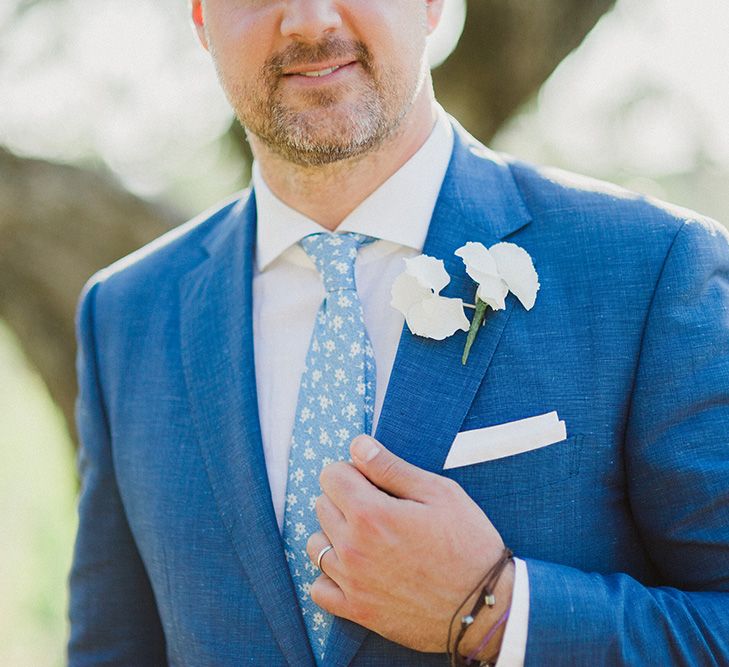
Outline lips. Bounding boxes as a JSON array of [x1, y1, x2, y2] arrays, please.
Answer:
[[298, 65, 342, 78], [283, 60, 357, 78]]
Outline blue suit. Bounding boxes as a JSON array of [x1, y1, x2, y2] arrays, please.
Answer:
[[68, 122, 729, 666]]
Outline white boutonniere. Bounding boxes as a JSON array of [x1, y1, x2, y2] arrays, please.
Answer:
[[391, 242, 539, 364], [390, 255, 471, 340]]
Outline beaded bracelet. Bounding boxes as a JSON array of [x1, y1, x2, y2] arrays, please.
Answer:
[[447, 547, 514, 667]]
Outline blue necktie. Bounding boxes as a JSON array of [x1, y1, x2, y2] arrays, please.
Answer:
[[282, 232, 376, 665]]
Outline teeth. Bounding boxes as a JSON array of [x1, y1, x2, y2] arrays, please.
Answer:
[[300, 65, 341, 78]]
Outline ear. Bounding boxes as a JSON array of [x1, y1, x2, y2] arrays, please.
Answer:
[[425, 0, 446, 35], [191, 0, 209, 51]]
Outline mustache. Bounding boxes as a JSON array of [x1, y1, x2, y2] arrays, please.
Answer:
[[263, 37, 373, 77]]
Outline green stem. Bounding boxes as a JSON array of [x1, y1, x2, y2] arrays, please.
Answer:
[[462, 299, 489, 365]]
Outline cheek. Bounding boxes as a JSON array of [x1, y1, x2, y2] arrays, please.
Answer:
[[205, 6, 277, 78], [346, 3, 427, 68]]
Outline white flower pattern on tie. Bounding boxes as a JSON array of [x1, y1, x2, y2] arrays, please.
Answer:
[[281, 232, 376, 665]]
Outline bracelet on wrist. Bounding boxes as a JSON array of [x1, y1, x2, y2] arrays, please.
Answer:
[[446, 547, 514, 667]]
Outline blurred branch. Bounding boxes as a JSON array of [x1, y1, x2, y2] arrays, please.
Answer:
[[11, 0, 49, 20], [0, 147, 181, 440], [433, 0, 617, 143]]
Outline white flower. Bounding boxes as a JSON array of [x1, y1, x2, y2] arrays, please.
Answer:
[[455, 242, 539, 311], [390, 255, 470, 340]]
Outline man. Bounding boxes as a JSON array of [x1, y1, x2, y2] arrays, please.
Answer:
[[67, 0, 729, 665]]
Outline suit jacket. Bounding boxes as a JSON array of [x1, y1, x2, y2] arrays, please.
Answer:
[[68, 121, 729, 666]]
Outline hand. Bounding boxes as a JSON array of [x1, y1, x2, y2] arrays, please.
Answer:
[[305, 435, 513, 654]]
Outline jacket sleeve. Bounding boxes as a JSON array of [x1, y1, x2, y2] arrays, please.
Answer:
[[67, 278, 167, 666], [524, 217, 729, 665]]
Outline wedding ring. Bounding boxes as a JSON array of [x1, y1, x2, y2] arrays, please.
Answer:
[[316, 544, 335, 572]]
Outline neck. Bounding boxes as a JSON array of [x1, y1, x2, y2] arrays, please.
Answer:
[[251, 89, 438, 231]]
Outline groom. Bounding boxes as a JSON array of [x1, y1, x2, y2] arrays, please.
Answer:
[[68, 1, 729, 665]]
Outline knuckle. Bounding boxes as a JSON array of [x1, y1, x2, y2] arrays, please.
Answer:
[[306, 537, 322, 563], [349, 505, 382, 535], [335, 541, 362, 568], [344, 573, 364, 596], [334, 540, 355, 565], [314, 494, 326, 517], [309, 579, 324, 606], [348, 598, 374, 625], [319, 461, 347, 489], [438, 475, 462, 497], [378, 457, 401, 485], [318, 465, 332, 488]]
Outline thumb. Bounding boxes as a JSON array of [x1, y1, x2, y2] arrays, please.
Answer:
[[350, 435, 436, 502]]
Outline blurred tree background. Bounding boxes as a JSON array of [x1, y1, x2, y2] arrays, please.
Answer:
[[0, 0, 727, 664]]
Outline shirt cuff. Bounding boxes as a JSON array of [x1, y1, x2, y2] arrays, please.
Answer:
[[494, 557, 529, 667]]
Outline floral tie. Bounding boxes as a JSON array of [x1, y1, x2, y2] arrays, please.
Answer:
[[282, 232, 376, 665]]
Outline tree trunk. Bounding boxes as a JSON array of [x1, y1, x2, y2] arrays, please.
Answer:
[[433, 0, 617, 142], [0, 0, 614, 443], [0, 148, 178, 441]]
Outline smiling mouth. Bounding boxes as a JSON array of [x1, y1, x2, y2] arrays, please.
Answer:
[[283, 60, 357, 79], [298, 65, 342, 78]]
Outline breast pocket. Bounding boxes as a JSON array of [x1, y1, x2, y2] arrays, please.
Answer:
[[443, 434, 584, 501]]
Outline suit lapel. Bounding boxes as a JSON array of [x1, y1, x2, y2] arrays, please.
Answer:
[[376, 125, 532, 470], [179, 193, 316, 667], [323, 122, 532, 667]]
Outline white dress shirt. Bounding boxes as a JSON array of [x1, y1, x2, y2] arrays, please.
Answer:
[[251, 106, 528, 665]]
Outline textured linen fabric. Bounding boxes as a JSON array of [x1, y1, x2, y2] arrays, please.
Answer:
[[252, 108, 528, 665], [282, 233, 377, 663], [251, 108, 454, 528], [68, 118, 729, 666]]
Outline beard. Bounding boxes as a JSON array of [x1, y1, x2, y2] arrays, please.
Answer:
[[219, 37, 422, 166]]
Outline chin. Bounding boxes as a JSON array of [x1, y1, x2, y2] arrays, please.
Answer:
[[262, 107, 390, 165]]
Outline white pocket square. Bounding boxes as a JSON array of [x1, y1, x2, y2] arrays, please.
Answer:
[[443, 411, 567, 470]]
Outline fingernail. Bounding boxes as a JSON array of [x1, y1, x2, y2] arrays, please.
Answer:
[[352, 435, 379, 463]]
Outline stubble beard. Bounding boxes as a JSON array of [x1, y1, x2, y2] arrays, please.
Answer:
[[224, 38, 421, 167]]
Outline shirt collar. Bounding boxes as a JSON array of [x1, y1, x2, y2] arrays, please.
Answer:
[[253, 105, 454, 272]]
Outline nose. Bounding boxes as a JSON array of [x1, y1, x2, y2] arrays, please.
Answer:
[[280, 0, 343, 42]]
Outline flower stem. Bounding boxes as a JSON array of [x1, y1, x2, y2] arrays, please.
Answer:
[[462, 299, 489, 365]]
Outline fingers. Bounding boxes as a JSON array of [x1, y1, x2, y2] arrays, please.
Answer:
[[306, 532, 352, 620], [307, 530, 341, 579], [319, 459, 389, 522], [315, 491, 346, 538], [350, 435, 441, 502], [310, 571, 348, 618]]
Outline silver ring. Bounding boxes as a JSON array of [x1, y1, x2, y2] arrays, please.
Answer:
[[316, 544, 335, 572]]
